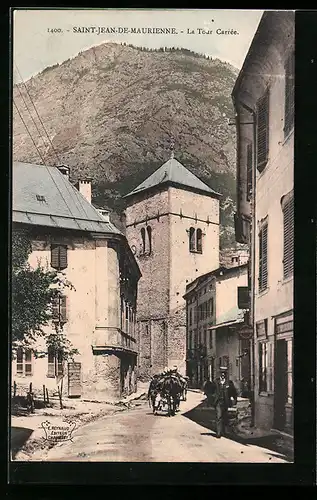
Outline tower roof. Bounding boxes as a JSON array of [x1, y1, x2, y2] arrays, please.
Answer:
[[123, 157, 221, 199]]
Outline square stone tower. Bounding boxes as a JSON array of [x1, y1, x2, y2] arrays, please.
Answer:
[[124, 154, 221, 378]]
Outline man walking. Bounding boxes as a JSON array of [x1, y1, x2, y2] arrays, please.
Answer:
[[210, 366, 237, 438]]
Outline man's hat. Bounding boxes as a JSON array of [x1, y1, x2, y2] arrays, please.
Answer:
[[219, 366, 228, 372]]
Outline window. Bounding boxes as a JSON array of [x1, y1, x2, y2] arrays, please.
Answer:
[[282, 192, 294, 279], [196, 228, 202, 253], [52, 296, 67, 323], [189, 227, 203, 253], [141, 228, 146, 254], [259, 341, 273, 393], [259, 222, 268, 292], [284, 51, 294, 136], [16, 348, 33, 376], [147, 226, 152, 255], [189, 227, 195, 252], [256, 89, 270, 172], [47, 347, 64, 378], [246, 143, 253, 201], [120, 295, 124, 330], [125, 303, 129, 333], [189, 308, 193, 326], [193, 329, 198, 348], [188, 331, 192, 349], [140, 226, 153, 255], [209, 330, 213, 349], [203, 327, 207, 347], [51, 244, 68, 271], [207, 298, 214, 318]]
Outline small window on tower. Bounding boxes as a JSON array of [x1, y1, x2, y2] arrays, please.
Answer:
[[147, 226, 152, 255], [141, 228, 146, 254], [189, 227, 195, 252], [196, 228, 203, 253]]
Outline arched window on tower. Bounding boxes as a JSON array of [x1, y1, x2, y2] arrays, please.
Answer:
[[147, 226, 152, 255], [189, 227, 195, 252], [141, 227, 146, 254], [196, 228, 203, 253]]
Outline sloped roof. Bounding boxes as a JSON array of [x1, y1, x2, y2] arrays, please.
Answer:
[[124, 156, 221, 199], [13, 162, 122, 235]]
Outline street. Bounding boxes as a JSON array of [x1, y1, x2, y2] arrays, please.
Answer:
[[42, 391, 288, 463]]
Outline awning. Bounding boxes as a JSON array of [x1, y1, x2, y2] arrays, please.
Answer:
[[207, 318, 244, 331]]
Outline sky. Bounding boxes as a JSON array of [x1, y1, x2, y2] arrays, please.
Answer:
[[13, 9, 264, 83]]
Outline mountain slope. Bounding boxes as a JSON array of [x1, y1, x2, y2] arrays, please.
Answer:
[[13, 43, 239, 246]]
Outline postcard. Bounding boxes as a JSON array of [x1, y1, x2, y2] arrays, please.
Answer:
[[10, 8, 295, 471]]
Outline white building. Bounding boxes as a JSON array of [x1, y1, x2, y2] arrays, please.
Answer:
[[232, 11, 294, 436], [184, 264, 249, 393], [12, 162, 141, 401]]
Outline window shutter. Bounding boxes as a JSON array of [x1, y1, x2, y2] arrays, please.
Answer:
[[209, 331, 213, 349], [60, 296, 67, 322], [147, 226, 152, 255], [257, 90, 269, 172], [51, 244, 60, 269], [51, 244, 67, 270], [246, 143, 253, 201], [189, 227, 195, 252], [47, 348, 56, 378], [24, 349, 32, 375], [59, 245, 68, 270], [196, 228, 202, 253], [141, 228, 146, 254], [16, 347, 23, 375], [57, 350, 64, 376], [284, 52, 294, 136], [52, 297, 59, 321], [125, 303, 129, 333], [259, 223, 268, 291], [283, 196, 294, 279]]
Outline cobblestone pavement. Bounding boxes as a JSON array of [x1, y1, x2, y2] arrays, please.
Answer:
[[38, 391, 289, 463]]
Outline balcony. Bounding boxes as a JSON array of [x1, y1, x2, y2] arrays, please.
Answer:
[[92, 326, 137, 354]]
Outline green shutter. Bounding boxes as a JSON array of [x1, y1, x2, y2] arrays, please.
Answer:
[[257, 90, 270, 172], [246, 143, 253, 201], [60, 296, 67, 322], [59, 245, 68, 270], [259, 223, 268, 291], [51, 244, 60, 269], [283, 196, 294, 278]]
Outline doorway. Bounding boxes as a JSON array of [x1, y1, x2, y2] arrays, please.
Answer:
[[274, 339, 288, 430]]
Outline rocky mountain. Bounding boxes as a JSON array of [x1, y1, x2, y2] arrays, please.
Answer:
[[13, 42, 239, 247]]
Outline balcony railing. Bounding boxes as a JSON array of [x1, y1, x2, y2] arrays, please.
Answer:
[[93, 327, 137, 353]]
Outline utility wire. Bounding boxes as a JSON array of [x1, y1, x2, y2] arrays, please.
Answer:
[[14, 80, 51, 164], [14, 64, 61, 165], [13, 99, 46, 165]]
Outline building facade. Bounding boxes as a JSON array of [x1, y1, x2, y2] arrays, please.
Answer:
[[124, 154, 221, 378], [184, 264, 249, 393], [220, 246, 249, 268], [12, 162, 141, 401], [232, 11, 294, 435]]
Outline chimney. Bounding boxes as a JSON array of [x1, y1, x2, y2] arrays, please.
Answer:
[[78, 178, 92, 204], [57, 165, 70, 180], [97, 208, 110, 222]]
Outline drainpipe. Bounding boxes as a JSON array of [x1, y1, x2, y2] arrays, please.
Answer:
[[235, 97, 257, 427]]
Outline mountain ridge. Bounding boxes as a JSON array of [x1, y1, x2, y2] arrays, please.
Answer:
[[13, 42, 239, 247]]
